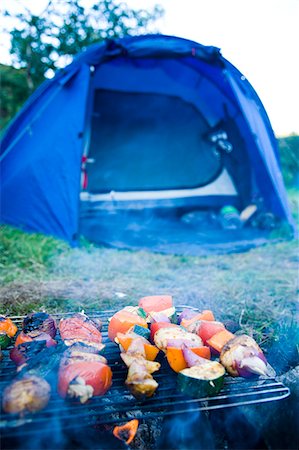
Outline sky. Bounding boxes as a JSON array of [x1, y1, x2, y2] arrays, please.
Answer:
[[1, 0, 298, 136]]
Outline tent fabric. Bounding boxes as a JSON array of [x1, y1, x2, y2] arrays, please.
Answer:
[[1, 64, 90, 241], [0, 34, 294, 245]]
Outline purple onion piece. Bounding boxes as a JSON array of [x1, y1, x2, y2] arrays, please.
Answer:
[[9, 346, 27, 366], [182, 345, 207, 367], [178, 309, 198, 324], [235, 354, 275, 378], [235, 362, 258, 378], [150, 312, 171, 323], [257, 351, 267, 364]]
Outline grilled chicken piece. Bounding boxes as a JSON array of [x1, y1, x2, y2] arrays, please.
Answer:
[[119, 337, 160, 399], [220, 335, 276, 378], [125, 360, 159, 399], [120, 353, 160, 374]]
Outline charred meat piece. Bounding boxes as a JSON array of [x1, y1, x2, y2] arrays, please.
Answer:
[[22, 312, 57, 338], [60, 345, 108, 366], [59, 313, 104, 351], [10, 341, 50, 366]]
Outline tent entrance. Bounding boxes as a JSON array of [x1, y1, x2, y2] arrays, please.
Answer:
[[86, 90, 223, 193], [79, 88, 267, 254]]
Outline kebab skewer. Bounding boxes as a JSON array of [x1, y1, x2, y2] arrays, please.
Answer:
[[58, 312, 112, 403], [3, 313, 57, 415], [178, 308, 275, 378]]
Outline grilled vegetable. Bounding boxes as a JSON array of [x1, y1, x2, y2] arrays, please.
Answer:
[[108, 309, 148, 342], [147, 311, 171, 323], [166, 346, 211, 372], [113, 419, 139, 445], [58, 361, 112, 403], [138, 295, 173, 313], [59, 313, 104, 351], [0, 315, 18, 337], [130, 324, 151, 340], [220, 334, 276, 378], [150, 322, 178, 342], [0, 332, 12, 349], [180, 310, 215, 328], [0, 316, 18, 348], [147, 307, 178, 324], [117, 332, 159, 361], [196, 321, 226, 344], [154, 327, 203, 353], [182, 345, 210, 367], [22, 312, 57, 338], [206, 329, 235, 353], [178, 308, 198, 324], [177, 362, 225, 398], [2, 375, 51, 414], [10, 340, 55, 366], [15, 331, 57, 348]]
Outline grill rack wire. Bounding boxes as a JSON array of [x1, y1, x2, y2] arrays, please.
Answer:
[[0, 307, 290, 438]]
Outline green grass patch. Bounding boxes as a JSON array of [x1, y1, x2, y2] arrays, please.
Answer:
[[0, 225, 69, 283]]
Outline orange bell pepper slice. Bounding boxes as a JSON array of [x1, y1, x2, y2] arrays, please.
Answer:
[[108, 310, 148, 342], [0, 316, 18, 338], [117, 333, 159, 361], [166, 346, 211, 372], [181, 310, 215, 329], [206, 329, 235, 353]]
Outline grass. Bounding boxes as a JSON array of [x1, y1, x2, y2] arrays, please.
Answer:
[[0, 223, 298, 352]]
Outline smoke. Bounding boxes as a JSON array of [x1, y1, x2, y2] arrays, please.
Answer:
[[157, 408, 215, 450]]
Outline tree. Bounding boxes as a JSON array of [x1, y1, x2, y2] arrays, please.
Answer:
[[3, 0, 164, 91], [0, 64, 31, 130]]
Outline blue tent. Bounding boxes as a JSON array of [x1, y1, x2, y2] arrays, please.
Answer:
[[0, 35, 294, 246]]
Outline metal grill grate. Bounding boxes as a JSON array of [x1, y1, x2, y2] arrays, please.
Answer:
[[0, 308, 290, 439]]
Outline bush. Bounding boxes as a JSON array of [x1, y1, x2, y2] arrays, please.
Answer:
[[278, 134, 299, 187]]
